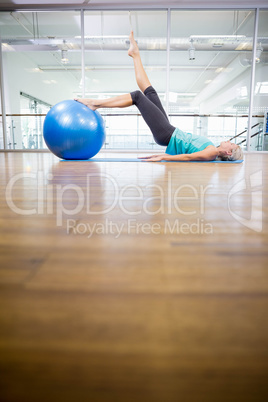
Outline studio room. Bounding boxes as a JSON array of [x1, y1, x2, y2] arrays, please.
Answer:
[[0, 1, 267, 401]]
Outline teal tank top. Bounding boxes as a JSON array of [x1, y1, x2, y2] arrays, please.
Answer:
[[166, 128, 214, 155]]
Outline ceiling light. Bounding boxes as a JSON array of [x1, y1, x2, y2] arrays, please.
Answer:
[[256, 43, 263, 63], [259, 82, 268, 94], [235, 41, 252, 51], [75, 35, 129, 39], [188, 39, 195, 61], [215, 67, 232, 73], [61, 49, 69, 64], [2, 43, 15, 51], [190, 35, 246, 39]]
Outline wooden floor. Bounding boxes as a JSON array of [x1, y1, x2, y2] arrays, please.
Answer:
[[0, 151, 267, 402]]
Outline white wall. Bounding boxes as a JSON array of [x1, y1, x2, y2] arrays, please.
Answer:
[[3, 51, 79, 113], [3, 50, 80, 147]]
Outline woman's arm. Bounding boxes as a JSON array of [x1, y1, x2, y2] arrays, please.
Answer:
[[139, 146, 217, 162]]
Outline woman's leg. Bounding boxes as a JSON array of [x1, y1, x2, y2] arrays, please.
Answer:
[[143, 86, 169, 120], [128, 31, 168, 120], [75, 31, 175, 146], [75, 94, 133, 111], [128, 32, 174, 145], [128, 31, 151, 93], [75, 91, 175, 146], [76, 91, 175, 146], [130, 90, 175, 146]]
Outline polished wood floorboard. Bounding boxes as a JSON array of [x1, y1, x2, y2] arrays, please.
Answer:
[[0, 152, 267, 402]]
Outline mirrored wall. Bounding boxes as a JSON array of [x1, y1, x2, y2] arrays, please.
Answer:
[[0, 8, 267, 151], [0, 11, 81, 149], [0, 94, 3, 149], [251, 9, 268, 151], [83, 10, 167, 150], [169, 10, 255, 149]]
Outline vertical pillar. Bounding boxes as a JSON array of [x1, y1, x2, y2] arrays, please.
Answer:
[[0, 37, 7, 149], [81, 9, 85, 98], [247, 8, 259, 152], [165, 8, 171, 116]]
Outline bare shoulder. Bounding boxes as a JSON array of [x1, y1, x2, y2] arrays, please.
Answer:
[[204, 145, 218, 155], [204, 145, 217, 151], [199, 145, 218, 161]]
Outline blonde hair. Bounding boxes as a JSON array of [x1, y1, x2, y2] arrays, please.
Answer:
[[219, 145, 244, 161]]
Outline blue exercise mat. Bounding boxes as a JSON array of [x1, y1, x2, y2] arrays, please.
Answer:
[[61, 157, 243, 163]]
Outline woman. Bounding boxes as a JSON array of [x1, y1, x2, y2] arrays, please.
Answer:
[[76, 32, 243, 162]]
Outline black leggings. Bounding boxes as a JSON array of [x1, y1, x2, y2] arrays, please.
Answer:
[[130, 86, 176, 146]]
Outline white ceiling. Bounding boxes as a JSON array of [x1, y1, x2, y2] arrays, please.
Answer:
[[0, 5, 267, 114], [1, 0, 268, 10]]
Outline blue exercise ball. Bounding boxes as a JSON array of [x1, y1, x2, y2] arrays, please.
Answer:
[[43, 100, 106, 160]]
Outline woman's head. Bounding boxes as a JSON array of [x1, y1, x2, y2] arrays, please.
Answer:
[[218, 140, 244, 161]]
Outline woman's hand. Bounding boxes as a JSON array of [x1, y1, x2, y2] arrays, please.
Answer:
[[138, 154, 169, 162]]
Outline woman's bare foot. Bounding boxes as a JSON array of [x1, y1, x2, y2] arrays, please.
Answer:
[[128, 31, 139, 58], [74, 98, 98, 111]]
